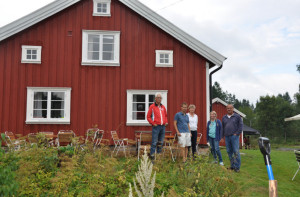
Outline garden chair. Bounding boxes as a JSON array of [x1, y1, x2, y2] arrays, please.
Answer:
[[196, 133, 203, 155], [39, 131, 55, 146], [83, 128, 105, 150], [27, 133, 38, 146], [111, 130, 134, 157], [94, 129, 105, 149], [163, 134, 178, 162], [4, 131, 26, 150], [137, 132, 152, 160], [292, 150, 300, 181], [56, 130, 75, 147]]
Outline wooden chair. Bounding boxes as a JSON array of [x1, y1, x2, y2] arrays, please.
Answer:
[[56, 130, 75, 147], [137, 132, 152, 160], [292, 150, 300, 181], [4, 131, 26, 150], [39, 131, 54, 146], [111, 130, 134, 157], [28, 133, 38, 146], [163, 134, 178, 162], [196, 133, 203, 155]]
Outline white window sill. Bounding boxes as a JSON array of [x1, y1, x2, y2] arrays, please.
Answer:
[[155, 64, 173, 67], [126, 122, 152, 126], [21, 60, 41, 64], [82, 61, 120, 66], [26, 120, 70, 124], [93, 13, 111, 17]]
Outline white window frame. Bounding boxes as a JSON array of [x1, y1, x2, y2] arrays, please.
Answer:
[[21, 45, 42, 64], [82, 30, 120, 66], [93, 0, 111, 16], [126, 90, 168, 126], [26, 87, 71, 124], [155, 50, 173, 67]]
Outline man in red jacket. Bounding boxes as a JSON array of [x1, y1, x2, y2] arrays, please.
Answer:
[[147, 93, 168, 160]]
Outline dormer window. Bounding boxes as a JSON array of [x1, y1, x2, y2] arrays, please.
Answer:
[[93, 0, 111, 16], [21, 45, 42, 64]]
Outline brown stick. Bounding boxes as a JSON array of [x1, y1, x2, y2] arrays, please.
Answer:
[[269, 180, 277, 197]]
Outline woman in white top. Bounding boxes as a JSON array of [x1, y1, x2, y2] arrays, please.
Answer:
[[187, 104, 198, 158]]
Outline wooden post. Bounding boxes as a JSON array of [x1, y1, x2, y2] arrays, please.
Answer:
[[269, 180, 277, 197]]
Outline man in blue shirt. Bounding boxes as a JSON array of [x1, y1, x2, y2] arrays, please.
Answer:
[[222, 104, 243, 172], [174, 102, 191, 162]]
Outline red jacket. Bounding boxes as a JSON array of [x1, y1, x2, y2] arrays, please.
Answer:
[[147, 103, 168, 125]]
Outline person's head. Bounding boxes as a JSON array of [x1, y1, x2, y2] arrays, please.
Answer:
[[210, 111, 217, 121], [181, 102, 188, 113], [226, 104, 234, 115], [155, 93, 162, 105], [188, 104, 196, 113]]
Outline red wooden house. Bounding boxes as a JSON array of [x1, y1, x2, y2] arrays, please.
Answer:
[[0, 0, 226, 143], [212, 97, 246, 146]]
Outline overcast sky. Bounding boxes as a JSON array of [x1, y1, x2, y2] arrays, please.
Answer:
[[1, 0, 299, 104]]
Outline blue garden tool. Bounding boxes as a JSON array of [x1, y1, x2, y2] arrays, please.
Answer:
[[258, 137, 277, 197]]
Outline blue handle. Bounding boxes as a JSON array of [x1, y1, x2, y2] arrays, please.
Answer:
[[266, 165, 274, 180]]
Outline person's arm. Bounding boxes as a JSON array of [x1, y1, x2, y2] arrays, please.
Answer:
[[164, 106, 168, 126], [146, 105, 156, 126], [188, 123, 191, 134], [219, 120, 223, 139], [235, 116, 243, 135], [174, 120, 181, 136]]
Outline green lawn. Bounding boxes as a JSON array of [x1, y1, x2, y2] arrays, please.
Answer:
[[219, 148, 300, 196]]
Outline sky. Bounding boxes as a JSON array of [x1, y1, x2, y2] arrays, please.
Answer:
[[0, 0, 299, 104]]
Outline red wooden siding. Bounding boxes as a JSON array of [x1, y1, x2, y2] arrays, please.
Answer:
[[212, 102, 243, 146], [0, 0, 208, 144]]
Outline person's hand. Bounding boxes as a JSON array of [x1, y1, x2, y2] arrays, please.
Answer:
[[177, 133, 181, 137], [165, 123, 168, 126], [207, 142, 210, 147], [153, 124, 157, 127]]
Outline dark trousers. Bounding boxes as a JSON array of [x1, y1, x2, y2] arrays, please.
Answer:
[[188, 130, 198, 156]]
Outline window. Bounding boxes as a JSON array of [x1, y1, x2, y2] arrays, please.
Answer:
[[93, 0, 111, 16], [26, 87, 71, 124], [155, 50, 173, 67], [82, 30, 120, 66], [21, 45, 42, 64], [126, 90, 168, 126]]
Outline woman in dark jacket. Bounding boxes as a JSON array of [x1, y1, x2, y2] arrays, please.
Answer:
[[206, 111, 224, 165]]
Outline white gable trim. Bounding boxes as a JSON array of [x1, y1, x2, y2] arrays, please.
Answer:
[[0, 0, 81, 42], [212, 97, 246, 118], [0, 0, 226, 66]]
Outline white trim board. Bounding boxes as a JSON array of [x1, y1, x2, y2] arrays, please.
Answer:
[[212, 97, 246, 118], [0, 0, 226, 67]]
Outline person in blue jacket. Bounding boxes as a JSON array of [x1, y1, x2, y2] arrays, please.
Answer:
[[207, 111, 224, 165]]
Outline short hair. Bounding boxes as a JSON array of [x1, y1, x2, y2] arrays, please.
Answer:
[[155, 93, 162, 98], [226, 104, 234, 108], [181, 102, 188, 107], [188, 104, 196, 109]]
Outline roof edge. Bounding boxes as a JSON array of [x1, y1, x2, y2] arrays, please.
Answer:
[[0, 0, 81, 42], [212, 97, 246, 118]]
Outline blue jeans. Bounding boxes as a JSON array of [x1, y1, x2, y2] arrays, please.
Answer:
[[150, 125, 165, 156], [225, 135, 241, 170], [208, 137, 223, 162]]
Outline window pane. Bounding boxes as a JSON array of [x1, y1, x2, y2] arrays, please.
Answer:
[[133, 103, 145, 111], [51, 110, 64, 118], [32, 50, 37, 55], [132, 112, 145, 120], [103, 44, 114, 52], [27, 50, 32, 55], [164, 54, 169, 59], [27, 55, 31, 59], [32, 55, 37, 59], [88, 34, 100, 43], [165, 59, 169, 63], [34, 92, 48, 100], [88, 52, 99, 60], [133, 94, 145, 102], [103, 35, 114, 43], [33, 110, 47, 118], [34, 101, 47, 109], [149, 95, 155, 103], [102, 52, 114, 60], [51, 92, 64, 100], [88, 43, 100, 51], [159, 58, 164, 63], [51, 101, 64, 109]]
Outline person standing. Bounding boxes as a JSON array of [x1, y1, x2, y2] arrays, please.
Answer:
[[222, 104, 243, 172], [174, 102, 191, 162], [147, 93, 168, 161], [206, 111, 224, 165], [187, 104, 198, 158]]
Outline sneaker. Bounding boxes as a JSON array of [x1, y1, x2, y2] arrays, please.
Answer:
[[234, 169, 240, 173], [219, 162, 224, 166]]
